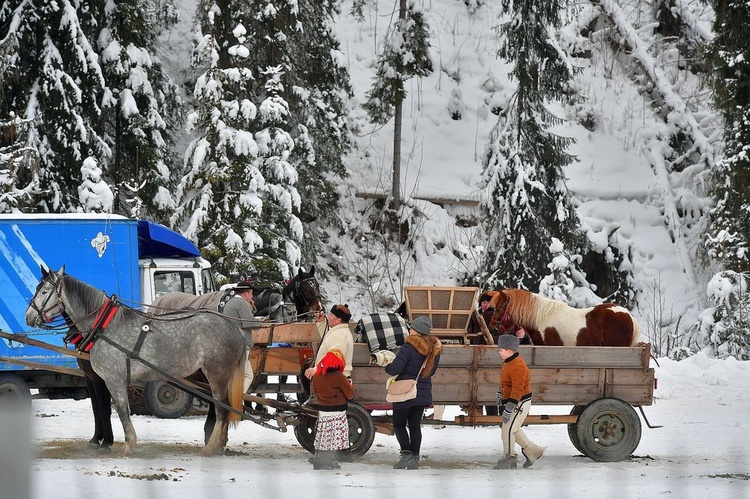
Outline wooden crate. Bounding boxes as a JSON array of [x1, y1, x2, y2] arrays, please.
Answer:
[[404, 286, 480, 344]]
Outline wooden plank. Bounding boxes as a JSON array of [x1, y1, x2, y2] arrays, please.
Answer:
[[0, 330, 90, 360], [250, 346, 308, 374], [426, 344, 650, 369], [252, 323, 320, 345], [0, 356, 84, 377]]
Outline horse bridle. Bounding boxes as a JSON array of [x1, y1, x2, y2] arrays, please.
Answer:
[[28, 272, 67, 326], [488, 293, 512, 333], [294, 276, 323, 316]]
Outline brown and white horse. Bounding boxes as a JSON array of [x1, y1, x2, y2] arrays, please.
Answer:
[[489, 289, 641, 346]]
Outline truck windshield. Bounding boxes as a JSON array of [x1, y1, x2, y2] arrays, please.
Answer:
[[154, 271, 196, 297], [202, 268, 215, 293]]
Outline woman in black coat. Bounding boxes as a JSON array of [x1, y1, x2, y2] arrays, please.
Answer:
[[385, 316, 442, 470]]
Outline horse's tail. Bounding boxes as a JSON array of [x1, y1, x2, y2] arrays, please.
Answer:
[[227, 348, 246, 427]]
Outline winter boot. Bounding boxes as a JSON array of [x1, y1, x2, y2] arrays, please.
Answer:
[[337, 448, 354, 463], [313, 450, 341, 470], [493, 455, 518, 469], [521, 443, 546, 468], [393, 450, 413, 469], [404, 453, 420, 470]]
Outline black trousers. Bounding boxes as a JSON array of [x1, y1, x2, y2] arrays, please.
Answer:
[[392, 405, 425, 455]]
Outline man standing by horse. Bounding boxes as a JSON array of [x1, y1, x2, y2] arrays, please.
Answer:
[[222, 279, 262, 394]]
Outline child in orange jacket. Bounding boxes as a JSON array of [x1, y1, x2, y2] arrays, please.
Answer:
[[495, 334, 546, 469]]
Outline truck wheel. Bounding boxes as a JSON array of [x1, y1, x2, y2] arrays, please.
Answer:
[[0, 374, 32, 406], [143, 381, 193, 419], [575, 398, 641, 462], [567, 405, 586, 455], [294, 402, 376, 457]]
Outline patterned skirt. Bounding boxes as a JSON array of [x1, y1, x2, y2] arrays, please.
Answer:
[[314, 410, 350, 451]]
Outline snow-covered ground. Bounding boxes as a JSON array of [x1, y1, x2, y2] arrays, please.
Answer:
[[1, 353, 747, 498]]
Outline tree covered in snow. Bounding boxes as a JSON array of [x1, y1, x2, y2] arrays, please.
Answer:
[[0, 114, 38, 212], [174, 3, 302, 282], [0, 0, 111, 213], [692, 0, 750, 359], [707, 0, 750, 273], [689, 271, 749, 360], [363, 0, 432, 210], [93, 0, 180, 219], [207, 0, 352, 276], [478, 0, 586, 292]]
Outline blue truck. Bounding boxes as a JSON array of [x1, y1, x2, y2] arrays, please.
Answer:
[[0, 214, 215, 416]]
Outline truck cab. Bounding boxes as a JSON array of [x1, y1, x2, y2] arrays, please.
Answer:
[[0, 214, 214, 409]]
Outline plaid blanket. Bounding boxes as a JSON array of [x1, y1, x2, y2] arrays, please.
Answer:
[[355, 313, 409, 353]]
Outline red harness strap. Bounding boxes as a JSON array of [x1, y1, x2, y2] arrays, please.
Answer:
[[78, 296, 119, 352]]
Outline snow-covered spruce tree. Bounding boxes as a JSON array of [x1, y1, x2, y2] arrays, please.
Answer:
[[478, 0, 634, 306], [94, 0, 180, 220], [228, 0, 352, 275], [282, 0, 352, 271], [0, 0, 111, 213], [691, 0, 750, 359], [363, 0, 432, 211], [539, 238, 576, 304], [478, 0, 585, 293], [690, 271, 749, 360], [0, 114, 38, 212], [175, 3, 301, 283], [250, 67, 302, 282]]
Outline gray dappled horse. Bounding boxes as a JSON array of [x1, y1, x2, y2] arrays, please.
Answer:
[[150, 267, 322, 438], [25, 266, 247, 456]]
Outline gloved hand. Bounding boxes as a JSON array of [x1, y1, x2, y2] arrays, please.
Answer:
[[371, 350, 396, 367], [502, 401, 516, 423]]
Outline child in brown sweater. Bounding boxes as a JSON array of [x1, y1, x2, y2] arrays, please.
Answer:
[[495, 334, 546, 469], [310, 349, 355, 470]]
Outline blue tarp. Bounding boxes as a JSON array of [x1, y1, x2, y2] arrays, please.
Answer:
[[137, 220, 201, 258]]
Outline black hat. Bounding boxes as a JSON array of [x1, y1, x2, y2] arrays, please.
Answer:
[[479, 292, 493, 304], [330, 304, 352, 323], [234, 279, 253, 291]]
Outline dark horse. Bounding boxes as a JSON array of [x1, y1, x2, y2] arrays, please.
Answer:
[[150, 266, 322, 442], [26, 266, 247, 456]]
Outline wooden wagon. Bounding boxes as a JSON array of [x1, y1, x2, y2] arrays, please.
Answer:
[[250, 286, 657, 462]]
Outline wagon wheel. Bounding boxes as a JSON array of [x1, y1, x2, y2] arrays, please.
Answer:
[[567, 405, 586, 455], [294, 402, 376, 457], [574, 398, 642, 462], [143, 381, 194, 419], [0, 373, 32, 407]]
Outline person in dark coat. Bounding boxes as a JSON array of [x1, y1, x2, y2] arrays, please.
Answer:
[[384, 316, 442, 470]]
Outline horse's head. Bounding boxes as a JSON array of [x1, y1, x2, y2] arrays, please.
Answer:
[[488, 290, 510, 330], [25, 265, 67, 327], [284, 266, 322, 317]]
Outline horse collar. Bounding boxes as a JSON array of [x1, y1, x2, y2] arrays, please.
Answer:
[[73, 295, 120, 352]]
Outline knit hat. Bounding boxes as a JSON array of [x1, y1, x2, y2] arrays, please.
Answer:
[[316, 350, 345, 375], [497, 334, 520, 351], [330, 304, 352, 323], [411, 316, 432, 335]]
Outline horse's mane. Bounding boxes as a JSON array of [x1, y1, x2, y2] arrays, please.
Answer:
[[61, 274, 140, 323], [505, 289, 570, 329]]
